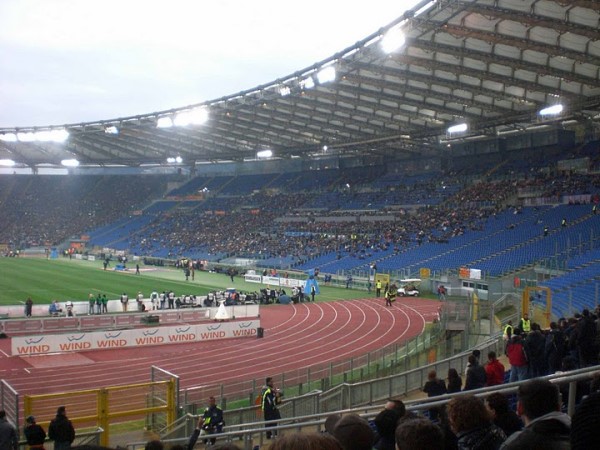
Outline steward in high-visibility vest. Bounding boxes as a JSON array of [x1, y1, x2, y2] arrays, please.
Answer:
[[520, 313, 531, 333], [261, 377, 282, 439], [503, 321, 513, 340], [376, 281, 382, 297]]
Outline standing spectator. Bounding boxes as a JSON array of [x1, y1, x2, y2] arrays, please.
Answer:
[[524, 324, 547, 377], [485, 351, 505, 387], [464, 354, 487, 391], [500, 379, 570, 449], [137, 291, 144, 312], [485, 393, 522, 437], [260, 377, 281, 439], [570, 390, 600, 450], [544, 321, 566, 374], [24, 415, 47, 449], [447, 368, 462, 393], [423, 369, 447, 420], [506, 331, 528, 383], [575, 309, 598, 367], [48, 406, 75, 450], [437, 285, 446, 300], [120, 292, 129, 312], [0, 410, 18, 450], [447, 395, 506, 450], [88, 293, 95, 315], [25, 297, 33, 317], [101, 294, 108, 314]]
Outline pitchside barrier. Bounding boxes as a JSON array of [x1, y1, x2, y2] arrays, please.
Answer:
[[23, 377, 177, 448]]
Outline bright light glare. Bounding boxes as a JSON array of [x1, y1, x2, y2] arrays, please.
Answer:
[[167, 156, 183, 163], [0, 133, 17, 142], [0, 159, 16, 167], [105, 126, 119, 134], [34, 129, 69, 142], [17, 132, 36, 142], [61, 159, 79, 167], [279, 86, 291, 97], [156, 117, 174, 128], [174, 108, 209, 127], [414, 0, 437, 17], [447, 123, 468, 134], [256, 149, 273, 158], [301, 77, 315, 89], [317, 66, 336, 84], [381, 27, 406, 53], [539, 104, 564, 116]]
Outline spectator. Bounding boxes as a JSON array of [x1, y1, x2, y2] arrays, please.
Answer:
[[0, 410, 18, 450], [506, 331, 528, 383], [24, 415, 47, 449], [485, 393, 522, 437], [500, 379, 570, 450], [447, 395, 506, 450], [270, 432, 342, 450], [447, 368, 462, 393], [324, 413, 342, 435], [484, 351, 505, 387], [464, 354, 487, 391], [524, 324, 547, 377], [145, 441, 164, 450], [48, 406, 75, 450], [372, 408, 398, 450], [570, 390, 600, 450], [332, 414, 375, 450], [395, 418, 444, 450], [423, 369, 447, 420], [544, 321, 566, 374]]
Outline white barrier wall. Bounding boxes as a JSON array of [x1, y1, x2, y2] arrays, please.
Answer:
[[11, 319, 260, 356], [245, 275, 303, 288]]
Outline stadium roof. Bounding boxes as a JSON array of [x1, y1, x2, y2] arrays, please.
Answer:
[[1, 0, 599, 168]]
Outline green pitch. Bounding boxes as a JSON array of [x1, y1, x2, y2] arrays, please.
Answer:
[[0, 257, 368, 305]]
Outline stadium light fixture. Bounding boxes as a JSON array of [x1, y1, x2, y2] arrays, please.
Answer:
[[447, 123, 468, 134], [156, 117, 174, 128], [104, 126, 119, 134], [0, 133, 17, 142], [33, 129, 69, 143], [166, 156, 183, 164], [17, 132, 36, 142], [300, 76, 315, 90], [279, 86, 291, 97], [174, 108, 209, 127], [381, 27, 406, 53], [317, 66, 336, 84], [539, 104, 564, 116], [0, 159, 16, 167], [256, 149, 273, 159], [61, 159, 79, 167]]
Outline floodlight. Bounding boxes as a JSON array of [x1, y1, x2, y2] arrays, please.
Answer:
[[381, 27, 406, 53], [322, 145, 328, 151], [174, 108, 208, 127], [105, 126, 119, 134], [300, 76, 315, 89], [279, 86, 291, 97], [539, 104, 564, 116], [317, 66, 336, 84], [447, 123, 468, 134], [0, 133, 17, 142], [256, 149, 273, 158], [61, 159, 79, 167], [156, 117, 174, 128], [0, 159, 15, 167], [175, 156, 183, 163]]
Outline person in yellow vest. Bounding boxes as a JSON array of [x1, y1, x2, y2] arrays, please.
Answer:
[[503, 320, 514, 340], [376, 280, 382, 297], [520, 313, 531, 333]]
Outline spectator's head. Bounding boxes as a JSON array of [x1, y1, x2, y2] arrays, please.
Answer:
[[266, 377, 273, 387], [270, 432, 342, 450], [428, 370, 438, 380], [25, 415, 36, 424], [472, 349, 481, 360], [571, 391, 600, 450], [447, 395, 492, 435], [332, 414, 374, 450], [395, 418, 444, 450], [468, 354, 477, 366], [485, 393, 511, 418], [384, 398, 406, 418], [373, 409, 399, 441], [517, 379, 560, 424], [448, 368, 460, 379], [144, 441, 164, 450], [324, 413, 342, 434], [56, 406, 66, 416], [488, 351, 497, 361]]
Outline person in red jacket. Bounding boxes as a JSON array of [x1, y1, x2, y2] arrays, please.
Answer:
[[485, 351, 505, 386], [506, 331, 529, 383]]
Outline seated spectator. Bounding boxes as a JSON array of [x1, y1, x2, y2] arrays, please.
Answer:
[[464, 354, 487, 391], [485, 351, 505, 387], [423, 369, 447, 420], [571, 391, 600, 450], [500, 378, 570, 449], [49, 300, 62, 316], [373, 409, 399, 450], [485, 393, 522, 437], [395, 418, 444, 450], [324, 413, 342, 435], [332, 414, 375, 450], [447, 395, 506, 450], [270, 432, 342, 450]]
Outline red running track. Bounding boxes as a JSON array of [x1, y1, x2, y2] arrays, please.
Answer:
[[0, 298, 441, 398]]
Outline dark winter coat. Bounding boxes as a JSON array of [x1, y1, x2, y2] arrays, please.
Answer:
[[499, 411, 570, 450], [456, 423, 506, 450]]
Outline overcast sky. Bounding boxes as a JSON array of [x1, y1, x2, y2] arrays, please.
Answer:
[[0, 0, 421, 128]]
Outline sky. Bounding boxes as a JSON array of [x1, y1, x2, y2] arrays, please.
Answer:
[[0, 0, 422, 128]]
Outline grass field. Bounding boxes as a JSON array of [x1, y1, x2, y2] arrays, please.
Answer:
[[0, 257, 368, 305]]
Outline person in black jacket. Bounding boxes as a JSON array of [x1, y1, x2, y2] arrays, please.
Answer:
[[48, 406, 75, 450], [24, 415, 47, 449], [261, 377, 282, 439], [464, 355, 487, 391]]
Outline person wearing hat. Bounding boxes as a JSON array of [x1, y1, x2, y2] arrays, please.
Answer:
[[24, 415, 46, 449], [48, 406, 75, 450]]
